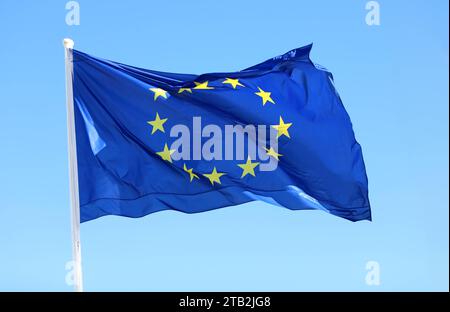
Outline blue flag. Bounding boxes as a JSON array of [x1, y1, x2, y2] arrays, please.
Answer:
[[72, 44, 371, 222]]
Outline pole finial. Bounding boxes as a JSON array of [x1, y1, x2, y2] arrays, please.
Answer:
[[63, 38, 75, 49]]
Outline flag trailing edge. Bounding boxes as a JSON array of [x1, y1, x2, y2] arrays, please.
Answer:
[[70, 43, 371, 223]]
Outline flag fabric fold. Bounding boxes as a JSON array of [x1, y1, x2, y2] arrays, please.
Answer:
[[72, 44, 371, 222]]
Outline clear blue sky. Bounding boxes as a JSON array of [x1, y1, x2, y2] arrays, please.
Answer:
[[0, 0, 448, 291]]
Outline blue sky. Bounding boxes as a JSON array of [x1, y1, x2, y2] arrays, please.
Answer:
[[0, 0, 448, 291]]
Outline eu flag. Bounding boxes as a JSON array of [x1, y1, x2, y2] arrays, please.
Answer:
[[72, 44, 371, 222]]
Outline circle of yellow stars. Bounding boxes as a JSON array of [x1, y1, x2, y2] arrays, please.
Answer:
[[147, 78, 293, 186]]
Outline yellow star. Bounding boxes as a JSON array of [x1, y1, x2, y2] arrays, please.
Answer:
[[147, 112, 167, 134], [193, 81, 214, 90], [272, 116, 292, 139], [150, 87, 168, 101], [156, 143, 175, 163], [264, 147, 283, 160], [237, 157, 260, 178], [203, 167, 226, 185], [183, 164, 199, 182], [178, 87, 192, 94], [222, 78, 244, 89], [255, 87, 275, 105]]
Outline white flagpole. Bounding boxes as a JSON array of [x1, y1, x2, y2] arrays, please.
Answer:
[[63, 38, 83, 292]]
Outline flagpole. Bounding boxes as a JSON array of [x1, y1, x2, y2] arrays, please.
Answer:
[[63, 38, 83, 292]]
